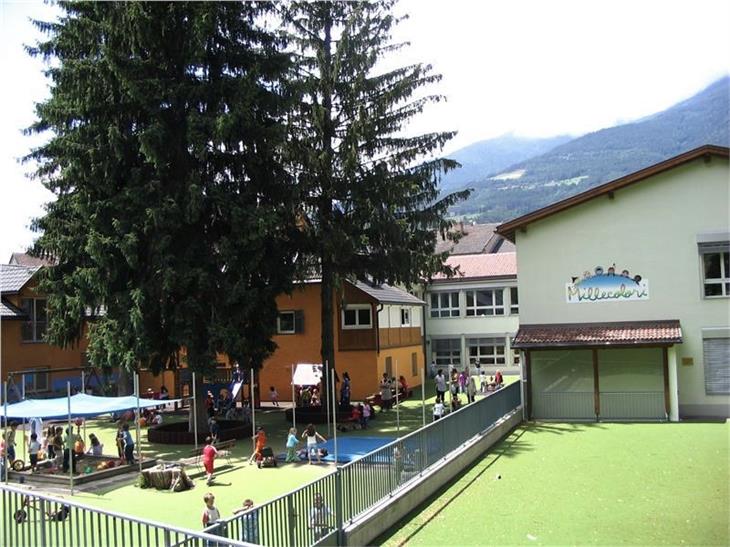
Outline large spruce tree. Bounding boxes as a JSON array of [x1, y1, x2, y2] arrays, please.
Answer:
[[27, 2, 300, 413], [283, 1, 467, 402]]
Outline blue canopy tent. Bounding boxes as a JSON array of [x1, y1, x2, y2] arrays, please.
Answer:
[[0, 393, 179, 420], [2, 387, 181, 494]]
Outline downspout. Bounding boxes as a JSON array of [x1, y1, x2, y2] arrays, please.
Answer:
[[421, 282, 428, 375], [375, 303, 384, 354]]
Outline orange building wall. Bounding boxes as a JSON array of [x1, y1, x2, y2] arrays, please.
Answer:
[[1, 287, 89, 386], [378, 345, 425, 392]]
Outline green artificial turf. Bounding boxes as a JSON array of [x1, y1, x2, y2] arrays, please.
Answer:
[[19, 376, 517, 531], [379, 421, 730, 546]]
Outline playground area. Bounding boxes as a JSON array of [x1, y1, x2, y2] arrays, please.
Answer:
[[378, 421, 730, 546], [3, 376, 513, 531]]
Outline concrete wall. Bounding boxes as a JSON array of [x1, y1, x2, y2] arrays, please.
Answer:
[[343, 409, 523, 546], [515, 156, 729, 416]]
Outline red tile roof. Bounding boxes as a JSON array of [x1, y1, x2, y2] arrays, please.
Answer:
[[513, 320, 682, 348], [433, 252, 516, 282]]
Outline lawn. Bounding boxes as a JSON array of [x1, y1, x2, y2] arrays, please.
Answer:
[[19, 377, 516, 530], [378, 421, 730, 546]]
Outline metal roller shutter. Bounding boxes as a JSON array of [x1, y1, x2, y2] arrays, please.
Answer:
[[704, 338, 730, 394]]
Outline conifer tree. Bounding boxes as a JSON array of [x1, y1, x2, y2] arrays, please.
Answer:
[[283, 1, 468, 402], [27, 2, 300, 412]]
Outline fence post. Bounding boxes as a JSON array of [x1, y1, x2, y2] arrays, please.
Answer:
[[39, 498, 47, 546], [286, 492, 296, 546], [335, 468, 345, 546], [164, 529, 171, 547]]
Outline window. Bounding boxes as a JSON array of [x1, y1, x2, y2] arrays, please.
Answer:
[[385, 356, 393, 378], [277, 310, 304, 334], [432, 339, 461, 367], [20, 298, 47, 342], [704, 338, 730, 394], [277, 311, 296, 334], [467, 337, 506, 366], [25, 368, 50, 393], [465, 290, 504, 316], [512, 348, 521, 366], [430, 292, 459, 318], [701, 249, 730, 297], [510, 287, 519, 314], [400, 308, 411, 326], [411, 352, 418, 376], [342, 305, 372, 329]]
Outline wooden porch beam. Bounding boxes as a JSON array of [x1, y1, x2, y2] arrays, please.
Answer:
[[592, 349, 600, 419]]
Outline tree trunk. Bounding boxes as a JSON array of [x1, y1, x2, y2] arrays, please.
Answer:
[[320, 260, 336, 414], [116, 367, 133, 396], [188, 373, 210, 439]]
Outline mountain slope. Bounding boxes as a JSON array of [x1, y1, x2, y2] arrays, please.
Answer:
[[439, 134, 572, 195], [453, 76, 730, 221]]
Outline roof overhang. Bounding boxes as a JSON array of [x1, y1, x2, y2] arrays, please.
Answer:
[[496, 145, 730, 242], [512, 320, 682, 349]]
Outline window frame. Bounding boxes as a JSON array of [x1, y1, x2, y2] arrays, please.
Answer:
[[701, 249, 730, 298], [342, 304, 372, 330], [465, 289, 505, 317], [432, 338, 461, 367], [20, 297, 47, 343], [400, 307, 411, 327], [467, 337, 506, 366], [277, 311, 297, 334], [25, 368, 50, 394], [510, 287, 519, 315], [429, 291, 460, 318]]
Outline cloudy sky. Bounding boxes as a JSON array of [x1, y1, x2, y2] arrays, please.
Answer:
[[1, 0, 729, 260]]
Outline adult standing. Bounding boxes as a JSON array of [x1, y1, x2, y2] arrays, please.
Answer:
[[340, 372, 351, 410], [467, 376, 477, 403], [434, 369, 447, 403], [380, 373, 393, 411], [309, 493, 333, 542], [122, 424, 135, 465]]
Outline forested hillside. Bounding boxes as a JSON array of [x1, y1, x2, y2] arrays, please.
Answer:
[[449, 76, 729, 221]]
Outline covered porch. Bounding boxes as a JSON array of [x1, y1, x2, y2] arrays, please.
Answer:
[[514, 320, 682, 422]]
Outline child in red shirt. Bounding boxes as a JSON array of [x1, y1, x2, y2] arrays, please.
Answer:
[[202, 436, 218, 486]]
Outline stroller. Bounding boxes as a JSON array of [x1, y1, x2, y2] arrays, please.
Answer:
[[256, 447, 277, 468]]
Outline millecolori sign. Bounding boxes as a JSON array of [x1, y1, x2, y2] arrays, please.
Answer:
[[566, 265, 649, 303]]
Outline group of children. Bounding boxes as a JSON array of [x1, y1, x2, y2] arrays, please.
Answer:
[[1, 421, 106, 474]]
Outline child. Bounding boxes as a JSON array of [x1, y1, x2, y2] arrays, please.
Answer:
[[479, 366, 488, 393], [122, 424, 135, 465], [52, 427, 64, 469], [202, 436, 218, 486], [285, 428, 299, 463], [433, 400, 445, 421], [28, 433, 41, 472], [269, 386, 279, 407], [302, 424, 327, 464], [87, 434, 103, 456], [248, 426, 267, 465], [201, 492, 221, 529]]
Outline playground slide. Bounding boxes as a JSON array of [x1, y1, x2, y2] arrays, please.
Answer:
[[229, 380, 243, 400]]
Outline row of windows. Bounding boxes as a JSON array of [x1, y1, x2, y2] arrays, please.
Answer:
[[276, 306, 414, 334], [432, 337, 520, 367], [430, 287, 518, 318]]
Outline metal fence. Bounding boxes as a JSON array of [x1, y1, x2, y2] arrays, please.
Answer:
[[0, 383, 520, 547], [0, 483, 250, 547], [213, 382, 521, 547]]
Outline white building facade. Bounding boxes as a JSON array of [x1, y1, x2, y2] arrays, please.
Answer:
[[498, 145, 730, 421], [424, 253, 520, 375]]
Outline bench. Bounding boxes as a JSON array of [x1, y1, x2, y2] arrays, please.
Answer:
[[186, 439, 236, 472]]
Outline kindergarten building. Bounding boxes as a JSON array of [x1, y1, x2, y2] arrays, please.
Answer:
[[498, 145, 730, 421]]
